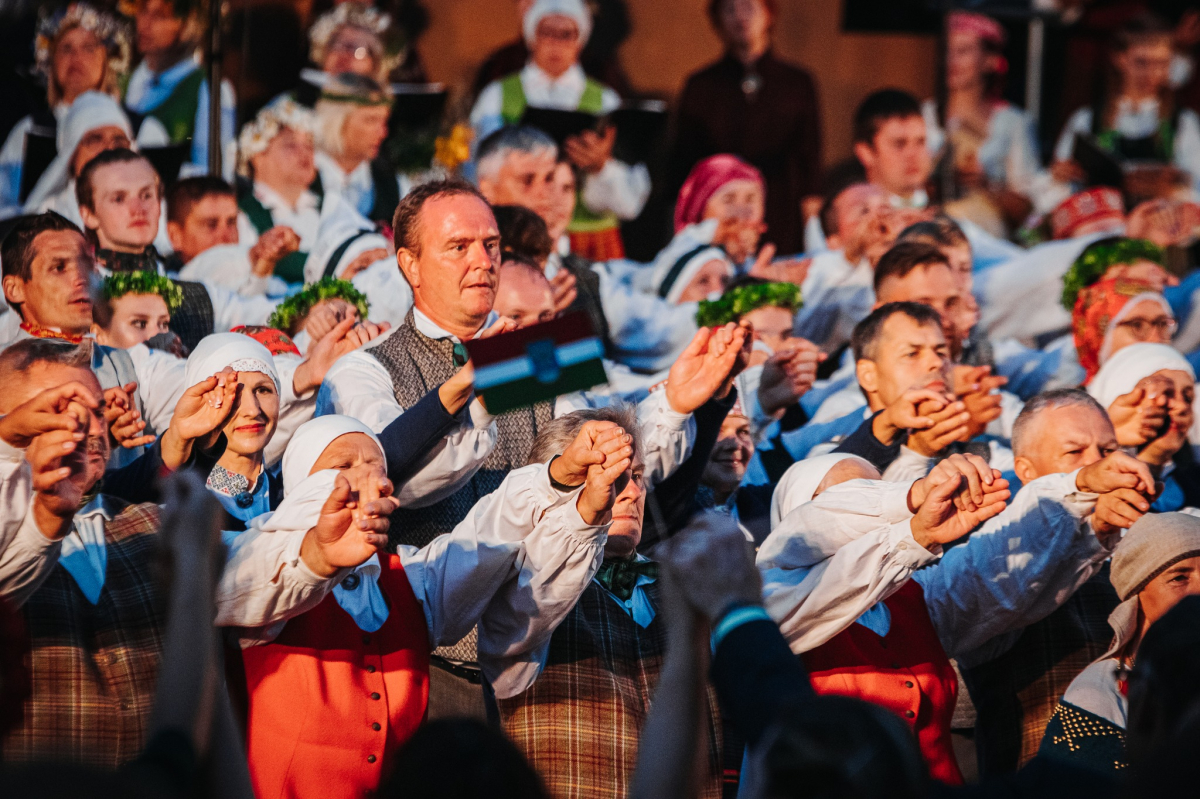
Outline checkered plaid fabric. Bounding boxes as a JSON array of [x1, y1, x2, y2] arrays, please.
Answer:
[[1, 502, 165, 769], [962, 566, 1119, 774], [497, 581, 722, 799]]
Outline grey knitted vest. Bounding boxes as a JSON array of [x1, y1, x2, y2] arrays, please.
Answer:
[[370, 311, 553, 662]]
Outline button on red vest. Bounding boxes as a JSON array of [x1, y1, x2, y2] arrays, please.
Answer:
[[242, 554, 431, 799], [801, 580, 962, 785]]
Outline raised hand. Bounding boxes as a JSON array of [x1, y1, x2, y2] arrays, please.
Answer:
[[550, 420, 629, 488], [0, 381, 97, 448], [1090, 488, 1152, 537], [666, 323, 750, 415], [910, 469, 1011, 551], [1138, 388, 1193, 468], [908, 452, 1000, 512], [550, 268, 578, 315], [104, 382, 155, 449], [27, 428, 91, 539], [576, 428, 636, 526], [906, 397, 972, 457], [1108, 387, 1169, 448], [168, 370, 240, 444], [659, 512, 762, 623], [757, 339, 824, 417], [871, 388, 952, 446], [293, 316, 391, 395], [301, 472, 396, 577], [303, 298, 358, 342], [954, 366, 1007, 440], [248, 226, 301, 278], [1075, 451, 1157, 497], [563, 125, 616, 174]]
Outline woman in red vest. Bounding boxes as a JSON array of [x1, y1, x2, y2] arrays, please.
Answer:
[[230, 412, 631, 798]]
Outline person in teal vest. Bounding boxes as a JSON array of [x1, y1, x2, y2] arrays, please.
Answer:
[[125, 0, 236, 173], [470, 0, 650, 262], [236, 97, 371, 285]]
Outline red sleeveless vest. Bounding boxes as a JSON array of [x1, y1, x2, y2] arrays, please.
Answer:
[[801, 580, 962, 785], [241, 554, 431, 799]]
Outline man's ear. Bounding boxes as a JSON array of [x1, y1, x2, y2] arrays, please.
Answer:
[[2, 275, 25, 308], [166, 221, 184, 252], [79, 204, 99, 233], [396, 248, 419, 288], [1013, 456, 1037, 485], [856, 358, 879, 395], [853, 141, 876, 172]]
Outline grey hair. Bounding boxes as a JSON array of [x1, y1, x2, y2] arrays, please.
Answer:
[[1011, 388, 1107, 457], [314, 74, 393, 160], [0, 338, 92, 382], [475, 125, 557, 183], [527, 401, 642, 466]]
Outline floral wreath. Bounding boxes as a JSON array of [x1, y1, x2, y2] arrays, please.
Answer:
[[267, 277, 370, 334], [696, 281, 802, 328], [35, 3, 132, 86], [101, 270, 184, 313], [237, 97, 317, 176], [308, 2, 403, 78], [1061, 237, 1165, 311]]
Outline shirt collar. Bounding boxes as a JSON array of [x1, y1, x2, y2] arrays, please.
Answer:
[[520, 62, 587, 94], [314, 150, 371, 184], [412, 307, 498, 343], [253, 181, 320, 214]]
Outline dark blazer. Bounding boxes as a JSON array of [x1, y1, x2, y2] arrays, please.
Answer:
[[710, 618, 812, 746]]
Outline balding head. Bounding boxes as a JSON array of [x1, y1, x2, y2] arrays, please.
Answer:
[[1012, 389, 1116, 483]]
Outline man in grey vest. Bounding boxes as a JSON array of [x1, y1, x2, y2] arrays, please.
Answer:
[[317, 178, 749, 716]]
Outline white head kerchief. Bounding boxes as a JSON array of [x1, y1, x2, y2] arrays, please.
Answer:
[[1087, 342, 1195, 411], [523, 0, 592, 46], [184, 332, 280, 392], [770, 453, 871, 529], [262, 415, 389, 632], [281, 414, 383, 494], [24, 91, 133, 212], [649, 220, 734, 305], [1098, 292, 1173, 368]]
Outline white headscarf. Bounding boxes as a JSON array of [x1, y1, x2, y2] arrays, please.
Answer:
[[281, 414, 383, 494], [1087, 342, 1195, 411], [184, 332, 280, 393], [1098, 292, 1174, 368], [770, 453, 873, 530], [649, 220, 734, 305], [523, 0, 592, 46], [24, 90, 133, 212], [261, 414, 389, 632]]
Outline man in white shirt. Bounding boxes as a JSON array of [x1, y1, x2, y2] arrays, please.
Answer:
[[852, 90, 933, 210], [470, 0, 650, 259], [317, 179, 746, 712]]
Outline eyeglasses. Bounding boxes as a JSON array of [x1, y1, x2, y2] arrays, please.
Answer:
[[536, 27, 580, 43], [330, 43, 376, 62], [1117, 317, 1177, 338]]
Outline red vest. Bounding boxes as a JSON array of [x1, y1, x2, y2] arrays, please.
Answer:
[[242, 554, 431, 799], [801, 580, 962, 785]]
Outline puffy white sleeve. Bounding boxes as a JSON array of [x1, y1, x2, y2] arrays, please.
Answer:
[[202, 281, 279, 332], [913, 470, 1106, 661], [595, 261, 700, 373], [0, 438, 64, 606], [399, 463, 593, 649], [757, 479, 938, 653], [316, 348, 498, 507], [1054, 108, 1093, 163], [581, 159, 651, 221], [266, 353, 317, 468]]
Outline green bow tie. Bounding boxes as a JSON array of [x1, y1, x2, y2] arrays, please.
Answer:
[[595, 558, 659, 602], [452, 342, 470, 368]]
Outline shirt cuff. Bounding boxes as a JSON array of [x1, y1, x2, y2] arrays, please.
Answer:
[[0, 433, 24, 463], [284, 530, 342, 587], [892, 520, 942, 565], [13, 505, 65, 558], [648, 389, 691, 430], [468, 395, 495, 427], [882, 480, 917, 521], [1060, 469, 1099, 517], [551, 495, 611, 547]]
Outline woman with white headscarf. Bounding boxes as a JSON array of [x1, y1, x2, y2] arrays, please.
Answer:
[[226, 410, 622, 799], [161, 332, 285, 526], [22, 90, 133, 224], [1088, 342, 1198, 511]]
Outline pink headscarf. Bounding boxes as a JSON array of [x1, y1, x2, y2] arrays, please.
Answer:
[[948, 11, 1005, 47], [674, 154, 765, 233]]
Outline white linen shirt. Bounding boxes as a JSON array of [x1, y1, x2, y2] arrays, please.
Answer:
[[471, 63, 650, 221], [757, 471, 1109, 660], [316, 308, 696, 503], [236, 182, 322, 252]]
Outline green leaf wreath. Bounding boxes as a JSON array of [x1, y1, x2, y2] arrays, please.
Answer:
[[267, 278, 370, 334], [1061, 238, 1164, 311], [101, 270, 184, 313], [696, 282, 802, 328]]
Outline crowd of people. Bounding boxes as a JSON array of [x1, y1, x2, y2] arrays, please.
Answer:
[[0, 0, 1199, 797]]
